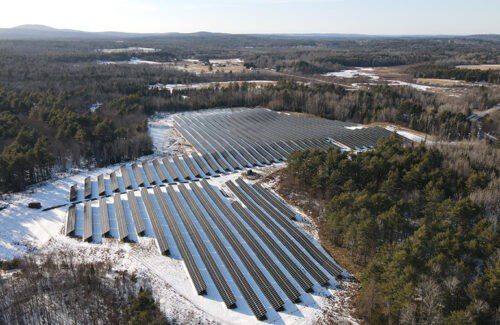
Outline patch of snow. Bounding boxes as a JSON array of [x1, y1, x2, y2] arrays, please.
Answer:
[[209, 58, 244, 64], [98, 58, 173, 65], [148, 112, 194, 155], [0, 165, 120, 260], [384, 125, 429, 143], [344, 125, 366, 130], [387, 80, 434, 91], [99, 47, 159, 54], [323, 67, 380, 81], [89, 102, 102, 112]]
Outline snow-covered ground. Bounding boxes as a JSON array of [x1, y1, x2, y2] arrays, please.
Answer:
[[323, 68, 380, 81], [99, 47, 160, 54], [0, 110, 359, 324], [0, 111, 192, 259], [98, 58, 172, 65], [209, 58, 244, 64], [323, 68, 441, 92], [0, 164, 123, 259], [386, 80, 434, 91], [384, 125, 430, 143], [88, 102, 102, 112], [148, 112, 195, 155]]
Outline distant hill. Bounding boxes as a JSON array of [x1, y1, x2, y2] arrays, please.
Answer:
[[0, 25, 156, 40], [465, 34, 500, 41], [0, 25, 498, 41]]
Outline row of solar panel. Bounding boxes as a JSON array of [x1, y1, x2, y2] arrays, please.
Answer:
[[175, 121, 336, 169], [68, 136, 334, 203], [174, 108, 393, 153], [65, 179, 344, 320], [69, 154, 220, 202]]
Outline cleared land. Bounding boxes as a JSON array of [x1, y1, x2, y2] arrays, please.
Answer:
[[416, 78, 467, 86], [174, 59, 248, 74], [56, 108, 391, 321], [456, 64, 500, 70], [2, 109, 399, 324]]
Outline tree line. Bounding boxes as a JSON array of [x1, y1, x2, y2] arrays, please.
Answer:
[[2, 78, 497, 193], [150, 81, 493, 140], [410, 64, 500, 84]]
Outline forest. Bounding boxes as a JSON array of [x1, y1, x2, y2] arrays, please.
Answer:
[[0, 79, 497, 193], [0, 88, 152, 192], [283, 137, 499, 324], [147, 81, 497, 139], [0, 36, 499, 193]]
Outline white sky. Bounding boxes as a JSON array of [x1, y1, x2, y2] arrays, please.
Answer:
[[1, 0, 499, 34]]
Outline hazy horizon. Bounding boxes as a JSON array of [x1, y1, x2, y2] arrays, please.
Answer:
[[3, 24, 499, 37], [2, 0, 500, 35]]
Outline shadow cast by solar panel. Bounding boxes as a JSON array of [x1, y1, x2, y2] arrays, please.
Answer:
[[106, 203, 120, 240], [134, 192, 155, 238], [295, 292, 322, 310], [128, 166, 139, 190], [122, 199, 139, 243], [278, 302, 305, 317]]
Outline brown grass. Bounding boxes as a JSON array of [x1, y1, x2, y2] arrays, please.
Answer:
[[372, 66, 413, 81], [416, 78, 467, 86], [456, 64, 500, 70]]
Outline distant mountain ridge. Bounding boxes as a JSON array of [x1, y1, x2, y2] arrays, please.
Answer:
[[0, 25, 158, 40], [0, 25, 498, 40]]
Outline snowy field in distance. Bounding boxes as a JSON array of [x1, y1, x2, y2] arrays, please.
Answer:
[[99, 47, 159, 53], [323, 68, 380, 80], [98, 58, 172, 65]]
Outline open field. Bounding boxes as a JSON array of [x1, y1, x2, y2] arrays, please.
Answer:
[[416, 78, 467, 86], [174, 59, 249, 74], [149, 80, 277, 92], [456, 64, 500, 70], [98, 57, 250, 74], [372, 66, 413, 81], [99, 47, 160, 53]]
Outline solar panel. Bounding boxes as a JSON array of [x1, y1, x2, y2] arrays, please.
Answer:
[[113, 193, 129, 242], [65, 205, 76, 236], [99, 197, 110, 236], [83, 201, 93, 242], [127, 191, 146, 236], [139, 188, 169, 255]]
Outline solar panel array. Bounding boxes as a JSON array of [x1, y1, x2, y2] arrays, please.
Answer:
[[64, 178, 347, 320], [174, 108, 393, 170], [61, 108, 385, 320], [68, 108, 392, 205]]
